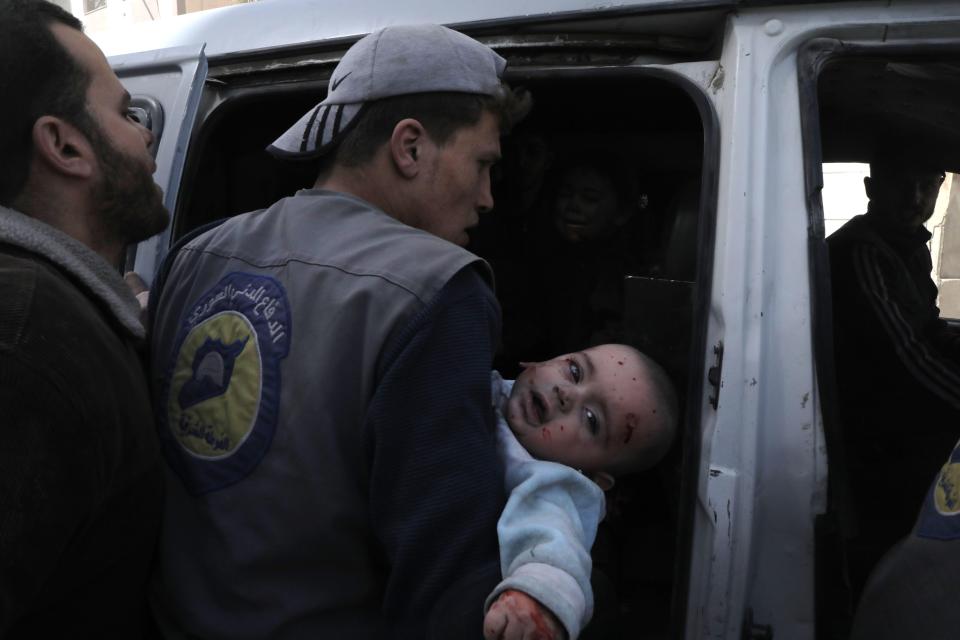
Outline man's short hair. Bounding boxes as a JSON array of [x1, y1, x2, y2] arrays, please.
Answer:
[[0, 0, 93, 206], [328, 86, 529, 169]]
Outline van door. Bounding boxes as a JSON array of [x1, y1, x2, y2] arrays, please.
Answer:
[[796, 5, 960, 638], [110, 44, 207, 284]]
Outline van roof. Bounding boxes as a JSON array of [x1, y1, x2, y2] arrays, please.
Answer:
[[91, 0, 739, 59]]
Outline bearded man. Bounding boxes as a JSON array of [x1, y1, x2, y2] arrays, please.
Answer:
[[0, 1, 169, 636]]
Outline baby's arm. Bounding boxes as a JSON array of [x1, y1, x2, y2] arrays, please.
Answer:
[[486, 422, 605, 640]]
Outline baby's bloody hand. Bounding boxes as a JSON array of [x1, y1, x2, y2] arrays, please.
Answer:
[[483, 589, 567, 640]]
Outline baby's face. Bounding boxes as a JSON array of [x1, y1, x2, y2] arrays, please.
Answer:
[[505, 344, 656, 473]]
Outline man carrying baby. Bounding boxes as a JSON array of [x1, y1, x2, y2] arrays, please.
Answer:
[[150, 24, 531, 639]]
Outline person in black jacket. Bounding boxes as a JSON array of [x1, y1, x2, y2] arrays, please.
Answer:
[[0, 1, 168, 635], [828, 150, 960, 600]]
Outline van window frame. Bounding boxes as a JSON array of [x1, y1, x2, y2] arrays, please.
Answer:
[[504, 63, 720, 638], [798, 36, 960, 636]]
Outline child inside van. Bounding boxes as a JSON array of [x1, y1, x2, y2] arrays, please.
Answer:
[[484, 343, 678, 640], [552, 162, 638, 245], [501, 159, 650, 371]]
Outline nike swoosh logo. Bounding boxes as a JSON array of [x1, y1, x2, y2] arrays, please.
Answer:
[[331, 71, 351, 92]]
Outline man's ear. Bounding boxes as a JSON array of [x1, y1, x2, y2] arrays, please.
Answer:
[[590, 471, 615, 492], [389, 118, 427, 179], [863, 175, 873, 200], [32, 115, 95, 179]]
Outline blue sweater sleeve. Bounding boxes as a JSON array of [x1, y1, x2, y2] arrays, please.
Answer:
[[487, 419, 604, 639], [365, 265, 506, 639]]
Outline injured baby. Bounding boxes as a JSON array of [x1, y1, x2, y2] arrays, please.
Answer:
[[485, 343, 678, 640]]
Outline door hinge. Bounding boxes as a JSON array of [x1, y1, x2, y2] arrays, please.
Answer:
[[708, 340, 723, 409]]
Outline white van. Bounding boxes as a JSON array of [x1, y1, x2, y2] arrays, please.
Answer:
[[92, 1, 960, 638]]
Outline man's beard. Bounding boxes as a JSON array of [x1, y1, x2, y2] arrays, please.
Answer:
[[88, 125, 169, 247]]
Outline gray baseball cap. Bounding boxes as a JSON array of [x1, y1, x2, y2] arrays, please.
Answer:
[[267, 24, 507, 160]]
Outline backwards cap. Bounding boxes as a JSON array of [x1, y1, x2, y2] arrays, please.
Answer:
[[267, 24, 507, 160]]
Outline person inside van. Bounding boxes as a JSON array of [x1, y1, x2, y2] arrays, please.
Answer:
[[552, 162, 639, 245], [148, 23, 541, 640], [827, 147, 960, 597], [502, 157, 648, 369], [0, 0, 167, 635], [485, 343, 678, 640]]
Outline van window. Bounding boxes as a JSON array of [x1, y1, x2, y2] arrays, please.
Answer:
[[171, 36, 717, 638], [823, 162, 960, 320], [927, 172, 960, 320], [822, 162, 868, 236]]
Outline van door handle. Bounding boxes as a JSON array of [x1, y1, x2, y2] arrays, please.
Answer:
[[128, 96, 165, 158]]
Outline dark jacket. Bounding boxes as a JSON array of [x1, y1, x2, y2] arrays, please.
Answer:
[[0, 218, 163, 637]]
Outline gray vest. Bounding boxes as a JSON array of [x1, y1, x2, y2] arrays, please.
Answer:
[[150, 189, 489, 638]]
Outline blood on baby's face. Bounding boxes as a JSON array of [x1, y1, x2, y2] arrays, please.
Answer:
[[505, 344, 657, 473]]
